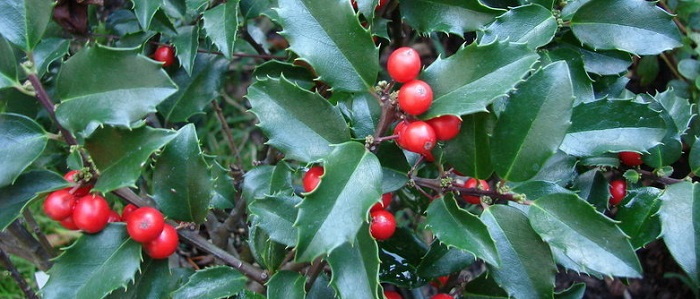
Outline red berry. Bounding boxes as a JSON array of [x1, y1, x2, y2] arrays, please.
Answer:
[[127, 207, 166, 243], [431, 294, 453, 299], [43, 189, 76, 221], [461, 178, 490, 205], [387, 47, 421, 83], [63, 170, 92, 197], [618, 152, 642, 167], [376, 0, 389, 10], [426, 115, 462, 141], [370, 210, 396, 240], [384, 290, 402, 299], [398, 80, 433, 115], [154, 45, 175, 67], [59, 216, 79, 230], [393, 121, 409, 148], [609, 180, 627, 206], [397, 121, 436, 154], [370, 193, 393, 212], [303, 166, 324, 192], [121, 204, 138, 222], [107, 210, 121, 223], [143, 224, 179, 259], [72, 195, 111, 233], [430, 275, 449, 288]]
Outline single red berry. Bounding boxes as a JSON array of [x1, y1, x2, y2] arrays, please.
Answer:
[[121, 204, 138, 222], [431, 294, 453, 299], [72, 194, 111, 233], [393, 121, 409, 148], [387, 47, 421, 83], [370, 210, 396, 240], [618, 152, 642, 167], [376, 0, 389, 10], [426, 115, 462, 141], [370, 193, 393, 212], [127, 207, 166, 243], [397, 121, 436, 154], [398, 80, 433, 115], [107, 210, 121, 223], [154, 45, 175, 67], [384, 290, 402, 299], [303, 166, 324, 192], [609, 180, 627, 206], [143, 224, 179, 259], [429, 275, 449, 288], [43, 189, 76, 221], [461, 178, 490, 205], [59, 215, 79, 230], [63, 170, 92, 197]]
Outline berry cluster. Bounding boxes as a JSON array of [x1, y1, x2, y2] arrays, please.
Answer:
[[608, 151, 642, 206], [125, 205, 179, 259], [460, 178, 490, 205], [382, 289, 452, 299], [302, 167, 397, 241], [387, 47, 462, 160]]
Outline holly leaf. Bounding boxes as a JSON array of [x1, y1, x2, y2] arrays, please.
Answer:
[[247, 77, 352, 162], [574, 169, 609, 212], [328, 223, 381, 299], [400, 0, 502, 36], [152, 124, 213, 223], [416, 242, 475, 279], [172, 25, 199, 75], [444, 112, 494, 180], [479, 4, 557, 49], [171, 266, 247, 299], [267, 271, 306, 299], [421, 41, 538, 118], [659, 181, 700, 287], [132, 0, 161, 30], [86, 126, 177, 193], [42, 224, 142, 299], [276, 0, 378, 92], [335, 91, 380, 139], [248, 223, 287, 272], [0, 36, 18, 90], [158, 54, 229, 123], [0, 0, 52, 51], [540, 47, 595, 105], [691, 138, 700, 175], [559, 99, 667, 157], [491, 61, 574, 182], [482, 205, 556, 298], [294, 142, 382, 262], [33, 38, 70, 77], [617, 187, 662, 249], [106, 258, 171, 299], [253, 60, 315, 90], [644, 90, 696, 168], [0, 113, 48, 187], [555, 283, 586, 299], [529, 193, 642, 277], [425, 195, 499, 266], [570, 0, 682, 55], [55, 45, 177, 137], [202, 0, 239, 59], [0, 170, 68, 230], [249, 195, 300, 247]]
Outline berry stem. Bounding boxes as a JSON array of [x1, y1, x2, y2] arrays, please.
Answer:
[[370, 90, 397, 151], [0, 247, 39, 299], [412, 177, 519, 202], [22, 210, 56, 257]]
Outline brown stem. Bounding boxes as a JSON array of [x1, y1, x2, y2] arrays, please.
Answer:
[[305, 258, 327, 291], [211, 100, 244, 168], [22, 210, 56, 257], [0, 248, 39, 299], [660, 52, 688, 82], [240, 28, 269, 56], [27, 74, 79, 147], [657, 1, 689, 35], [638, 169, 685, 185], [212, 194, 247, 248], [413, 177, 518, 202], [2, 221, 53, 271]]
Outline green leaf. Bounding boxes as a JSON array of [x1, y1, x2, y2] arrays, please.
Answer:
[[86, 126, 177, 193], [241, 0, 277, 19], [378, 248, 425, 288], [202, 0, 239, 59], [248, 222, 287, 272], [482, 205, 556, 299], [55, 45, 178, 137], [0, 170, 68, 230], [617, 187, 662, 249], [462, 272, 509, 298], [172, 266, 247, 299], [529, 193, 642, 277], [659, 181, 700, 287], [0, 113, 48, 187], [249, 195, 300, 246], [400, 0, 502, 36], [152, 124, 213, 223], [520, 0, 553, 9], [644, 90, 695, 168], [0, 0, 52, 50], [491, 61, 573, 182], [307, 274, 335, 299], [0, 35, 18, 89], [328, 223, 381, 299], [691, 138, 700, 175], [294, 142, 382, 262], [638, 56, 659, 86], [554, 283, 586, 299], [277, 0, 378, 92], [375, 143, 410, 193], [267, 271, 306, 299], [335, 91, 380, 139], [158, 54, 229, 123], [574, 169, 609, 212], [425, 195, 499, 266], [416, 242, 475, 279], [247, 77, 352, 162], [209, 161, 236, 210], [42, 224, 142, 299], [527, 151, 579, 186], [33, 38, 70, 77], [355, 0, 378, 19], [378, 227, 429, 266], [560, 99, 666, 157], [106, 258, 171, 299], [132, 0, 162, 30], [540, 47, 594, 105], [444, 112, 494, 179], [479, 4, 557, 50], [679, 59, 700, 80], [253, 60, 315, 90], [421, 41, 538, 118], [570, 0, 682, 55], [510, 180, 576, 202], [173, 25, 199, 75]]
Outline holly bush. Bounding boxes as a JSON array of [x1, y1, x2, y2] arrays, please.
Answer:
[[0, 0, 699, 298]]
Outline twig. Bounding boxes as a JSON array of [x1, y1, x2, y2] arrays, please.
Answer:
[[240, 29, 269, 56], [638, 169, 685, 185], [212, 194, 247, 248], [2, 221, 53, 271], [657, 1, 689, 35], [211, 100, 244, 169], [660, 52, 688, 82], [305, 258, 327, 291], [0, 248, 39, 299], [412, 177, 518, 202], [22, 210, 55, 257]]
